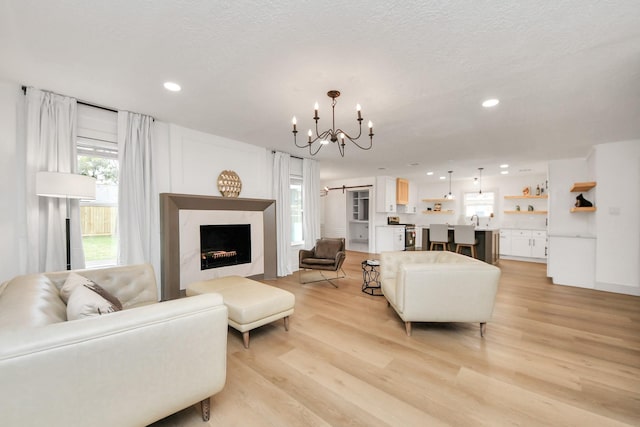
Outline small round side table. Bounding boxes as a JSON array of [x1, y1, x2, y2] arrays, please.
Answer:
[[361, 259, 383, 296]]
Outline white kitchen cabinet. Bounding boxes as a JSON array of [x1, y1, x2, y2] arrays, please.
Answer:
[[503, 229, 547, 259], [376, 176, 396, 213], [499, 230, 512, 256], [376, 226, 404, 252], [531, 231, 547, 258], [547, 235, 595, 288], [511, 230, 532, 257]]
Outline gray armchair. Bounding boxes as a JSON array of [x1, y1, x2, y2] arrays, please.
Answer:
[[298, 237, 346, 287]]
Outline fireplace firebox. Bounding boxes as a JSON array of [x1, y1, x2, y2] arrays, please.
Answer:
[[200, 224, 251, 270]]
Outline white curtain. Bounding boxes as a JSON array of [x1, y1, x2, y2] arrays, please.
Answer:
[[272, 151, 291, 276], [117, 111, 155, 265], [25, 88, 83, 272], [302, 158, 321, 249]]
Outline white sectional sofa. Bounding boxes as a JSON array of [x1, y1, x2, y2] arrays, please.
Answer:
[[380, 251, 501, 336], [0, 263, 228, 427]]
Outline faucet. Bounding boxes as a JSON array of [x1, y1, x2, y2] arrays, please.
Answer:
[[470, 214, 479, 226]]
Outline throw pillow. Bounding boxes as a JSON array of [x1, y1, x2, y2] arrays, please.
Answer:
[[66, 282, 123, 321], [60, 272, 96, 304]]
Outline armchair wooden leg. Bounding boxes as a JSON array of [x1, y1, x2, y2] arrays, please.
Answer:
[[284, 316, 290, 331], [405, 321, 412, 336], [480, 322, 487, 337], [243, 331, 250, 348], [200, 397, 210, 421]]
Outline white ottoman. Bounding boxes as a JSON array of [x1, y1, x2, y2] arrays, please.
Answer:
[[186, 276, 295, 348]]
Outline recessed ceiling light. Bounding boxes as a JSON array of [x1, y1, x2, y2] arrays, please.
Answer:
[[501, 170, 509, 175], [378, 167, 386, 170], [439, 176, 446, 180], [426, 171, 434, 176], [482, 98, 499, 108], [519, 168, 532, 172], [409, 162, 419, 166], [500, 164, 509, 168], [163, 82, 181, 92]]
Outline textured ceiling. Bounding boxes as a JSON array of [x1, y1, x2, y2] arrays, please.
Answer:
[[1, 0, 639, 184]]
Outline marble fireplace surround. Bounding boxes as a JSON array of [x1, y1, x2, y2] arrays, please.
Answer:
[[160, 193, 276, 300]]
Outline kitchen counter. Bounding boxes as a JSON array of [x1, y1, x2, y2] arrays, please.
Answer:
[[421, 227, 500, 265]]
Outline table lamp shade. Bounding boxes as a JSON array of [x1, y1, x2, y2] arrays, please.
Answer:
[[36, 171, 96, 200]]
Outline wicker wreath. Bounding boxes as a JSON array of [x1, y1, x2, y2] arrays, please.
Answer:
[[217, 170, 242, 198]]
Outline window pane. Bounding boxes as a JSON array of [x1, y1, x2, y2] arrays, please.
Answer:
[[290, 178, 303, 245], [78, 155, 119, 267], [464, 192, 495, 217]]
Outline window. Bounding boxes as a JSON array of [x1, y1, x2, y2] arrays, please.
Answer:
[[290, 176, 304, 245], [77, 105, 118, 267], [464, 191, 495, 217]]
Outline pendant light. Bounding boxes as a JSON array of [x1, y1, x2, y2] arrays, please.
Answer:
[[445, 170, 454, 199], [478, 167, 484, 194]]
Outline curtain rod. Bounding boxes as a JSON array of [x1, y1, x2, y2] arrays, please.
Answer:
[[271, 150, 303, 160], [21, 85, 118, 113]]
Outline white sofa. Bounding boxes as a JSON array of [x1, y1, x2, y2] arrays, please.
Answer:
[[0, 264, 228, 427], [380, 251, 501, 336]]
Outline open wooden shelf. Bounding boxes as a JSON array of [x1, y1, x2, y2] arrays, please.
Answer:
[[570, 207, 597, 213], [422, 198, 453, 202], [570, 181, 596, 192], [504, 195, 548, 199], [504, 210, 548, 215], [422, 210, 455, 214]]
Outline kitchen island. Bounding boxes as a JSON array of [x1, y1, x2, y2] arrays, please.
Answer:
[[421, 227, 500, 265]]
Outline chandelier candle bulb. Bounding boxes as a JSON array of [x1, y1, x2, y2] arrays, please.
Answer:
[[357, 104, 362, 120], [308, 129, 312, 143], [292, 116, 297, 132], [314, 102, 319, 119], [368, 121, 373, 135]]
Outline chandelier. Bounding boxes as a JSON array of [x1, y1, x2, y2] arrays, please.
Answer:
[[291, 90, 373, 157]]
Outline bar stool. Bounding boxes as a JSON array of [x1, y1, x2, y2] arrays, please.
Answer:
[[454, 225, 477, 258], [429, 224, 451, 251]]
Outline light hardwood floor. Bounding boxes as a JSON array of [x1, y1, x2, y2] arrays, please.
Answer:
[[152, 252, 640, 426]]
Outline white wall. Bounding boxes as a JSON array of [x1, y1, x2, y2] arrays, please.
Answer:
[[167, 124, 271, 198], [594, 140, 640, 294], [0, 81, 25, 281]]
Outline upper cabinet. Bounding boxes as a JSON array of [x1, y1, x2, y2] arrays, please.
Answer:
[[406, 181, 418, 214], [376, 176, 396, 213], [396, 178, 409, 205]]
